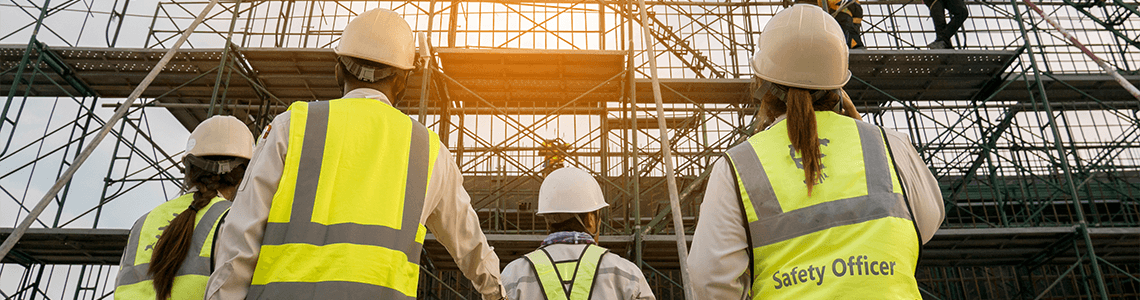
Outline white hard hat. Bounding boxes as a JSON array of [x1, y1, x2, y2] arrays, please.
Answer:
[[537, 168, 608, 215], [751, 4, 851, 90], [335, 8, 415, 71], [186, 115, 254, 159]]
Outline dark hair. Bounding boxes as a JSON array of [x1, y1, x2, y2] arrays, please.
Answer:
[[760, 86, 853, 196], [545, 212, 598, 234], [148, 155, 246, 299]]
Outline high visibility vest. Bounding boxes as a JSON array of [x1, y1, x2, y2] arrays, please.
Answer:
[[114, 193, 230, 300], [524, 244, 609, 300], [247, 99, 440, 300], [724, 111, 921, 299]]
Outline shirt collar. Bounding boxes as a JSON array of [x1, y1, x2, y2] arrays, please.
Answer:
[[541, 231, 597, 246], [342, 88, 392, 105]]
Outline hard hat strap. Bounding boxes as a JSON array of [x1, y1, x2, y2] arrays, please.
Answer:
[[756, 82, 839, 104], [338, 56, 400, 83], [756, 81, 842, 112], [185, 155, 249, 175]]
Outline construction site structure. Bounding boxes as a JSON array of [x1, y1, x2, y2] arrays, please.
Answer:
[[1, 0, 1139, 299]]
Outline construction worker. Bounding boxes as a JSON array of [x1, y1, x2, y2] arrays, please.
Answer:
[[828, 0, 865, 49], [501, 168, 655, 300], [114, 115, 253, 300], [924, 0, 969, 49], [204, 8, 506, 300], [688, 4, 945, 299]]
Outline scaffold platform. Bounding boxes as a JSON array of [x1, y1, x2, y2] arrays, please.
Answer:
[[5, 46, 1138, 131]]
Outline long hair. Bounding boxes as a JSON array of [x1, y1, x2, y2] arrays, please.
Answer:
[[759, 84, 860, 196], [148, 155, 246, 299]]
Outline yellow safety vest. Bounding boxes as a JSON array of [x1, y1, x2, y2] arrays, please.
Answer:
[[724, 111, 921, 299], [248, 99, 440, 300], [114, 193, 230, 300], [524, 244, 609, 300]]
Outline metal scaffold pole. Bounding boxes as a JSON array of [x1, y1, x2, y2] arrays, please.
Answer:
[[1021, 0, 1140, 101], [0, 0, 222, 260], [1012, 1, 1111, 299], [635, 0, 696, 299]]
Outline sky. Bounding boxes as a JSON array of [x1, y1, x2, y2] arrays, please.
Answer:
[[2, 1, 189, 297]]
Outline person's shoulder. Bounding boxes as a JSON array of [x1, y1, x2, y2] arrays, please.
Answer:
[[854, 119, 911, 143], [599, 251, 639, 269], [501, 253, 537, 279], [879, 126, 911, 142]]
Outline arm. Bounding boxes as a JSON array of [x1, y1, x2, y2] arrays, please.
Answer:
[[205, 113, 291, 300], [423, 147, 506, 300], [500, 258, 529, 300], [688, 160, 751, 300], [885, 129, 945, 244]]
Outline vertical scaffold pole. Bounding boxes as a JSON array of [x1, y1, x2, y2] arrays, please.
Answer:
[[634, 0, 695, 299], [1011, 1, 1110, 299], [0, 0, 223, 260], [208, 0, 244, 116]]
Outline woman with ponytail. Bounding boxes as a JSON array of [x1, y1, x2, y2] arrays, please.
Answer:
[[689, 4, 945, 299], [115, 116, 254, 300]]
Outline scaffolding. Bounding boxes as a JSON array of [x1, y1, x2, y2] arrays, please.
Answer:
[[1, 0, 1138, 299]]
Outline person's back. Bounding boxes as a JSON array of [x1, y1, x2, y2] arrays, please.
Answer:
[[688, 5, 944, 299], [116, 194, 232, 300], [115, 115, 252, 300], [501, 168, 654, 300], [205, 8, 505, 300], [725, 111, 921, 298], [244, 97, 437, 298], [502, 239, 654, 300]]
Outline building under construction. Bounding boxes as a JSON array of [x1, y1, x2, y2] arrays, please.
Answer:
[[1, 0, 1138, 299]]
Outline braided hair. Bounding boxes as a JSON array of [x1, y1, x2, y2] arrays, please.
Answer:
[[148, 155, 246, 300]]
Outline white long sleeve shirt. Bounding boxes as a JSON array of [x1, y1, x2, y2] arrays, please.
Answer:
[[501, 243, 656, 300], [688, 117, 945, 300], [205, 88, 506, 300]]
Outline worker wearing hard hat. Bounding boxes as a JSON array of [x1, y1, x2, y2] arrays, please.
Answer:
[[688, 4, 945, 299], [827, 0, 864, 49], [501, 168, 655, 300], [115, 116, 253, 300], [205, 8, 506, 300]]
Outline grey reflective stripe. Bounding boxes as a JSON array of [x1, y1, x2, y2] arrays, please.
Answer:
[[191, 200, 230, 257], [725, 143, 782, 217], [733, 120, 909, 248], [262, 222, 423, 250], [855, 121, 893, 195], [114, 256, 214, 287], [115, 216, 148, 288], [260, 100, 429, 259], [748, 194, 912, 247], [120, 215, 147, 266], [291, 101, 330, 222], [247, 281, 415, 300], [402, 118, 430, 264]]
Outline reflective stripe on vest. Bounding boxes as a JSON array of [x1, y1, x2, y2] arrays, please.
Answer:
[[724, 111, 921, 299], [114, 193, 230, 300], [248, 99, 440, 300], [524, 244, 608, 300]]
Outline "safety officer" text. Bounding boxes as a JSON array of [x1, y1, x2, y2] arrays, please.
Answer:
[[772, 255, 898, 289]]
